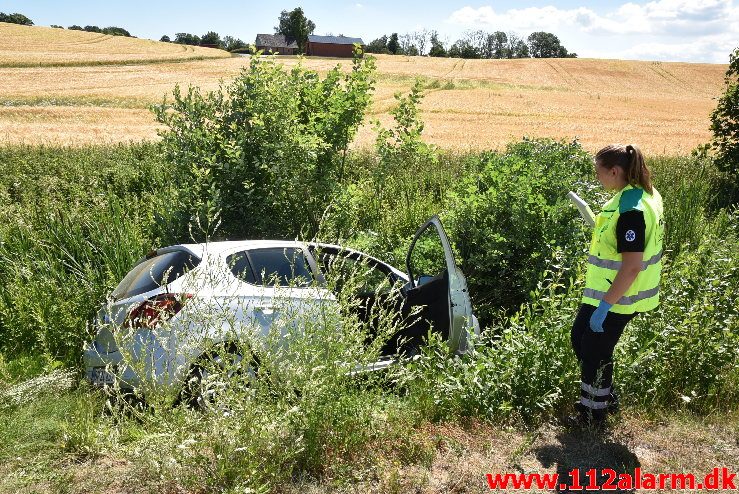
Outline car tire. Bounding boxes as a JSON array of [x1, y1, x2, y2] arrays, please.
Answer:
[[181, 343, 258, 409]]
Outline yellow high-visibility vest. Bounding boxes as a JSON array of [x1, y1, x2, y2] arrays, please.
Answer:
[[582, 184, 664, 314]]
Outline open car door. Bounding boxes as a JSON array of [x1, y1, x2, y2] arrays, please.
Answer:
[[404, 215, 474, 354]]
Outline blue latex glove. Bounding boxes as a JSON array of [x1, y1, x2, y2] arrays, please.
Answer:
[[589, 300, 613, 333]]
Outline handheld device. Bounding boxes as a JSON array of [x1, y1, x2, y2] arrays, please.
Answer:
[[567, 191, 595, 227]]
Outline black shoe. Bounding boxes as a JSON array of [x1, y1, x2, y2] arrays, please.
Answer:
[[608, 391, 620, 414], [563, 402, 607, 429]]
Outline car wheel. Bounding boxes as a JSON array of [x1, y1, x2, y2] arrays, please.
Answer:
[[181, 343, 258, 409]]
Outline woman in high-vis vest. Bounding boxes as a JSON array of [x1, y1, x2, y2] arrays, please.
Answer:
[[570, 144, 664, 426]]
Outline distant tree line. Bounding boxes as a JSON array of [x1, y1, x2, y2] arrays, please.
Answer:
[[0, 12, 33, 26], [160, 31, 248, 52], [67, 25, 132, 37], [366, 29, 576, 59], [161, 8, 315, 54]]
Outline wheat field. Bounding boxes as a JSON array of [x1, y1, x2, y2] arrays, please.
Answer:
[[0, 24, 728, 153], [0, 23, 229, 66]]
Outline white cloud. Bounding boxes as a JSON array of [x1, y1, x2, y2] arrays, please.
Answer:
[[446, 1, 739, 62]]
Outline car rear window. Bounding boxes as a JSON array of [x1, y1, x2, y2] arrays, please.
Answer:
[[227, 248, 313, 287], [111, 250, 200, 300]]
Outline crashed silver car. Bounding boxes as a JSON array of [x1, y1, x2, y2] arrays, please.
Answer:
[[83, 216, 479, 394]]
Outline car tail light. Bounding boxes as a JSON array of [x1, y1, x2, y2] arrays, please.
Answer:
[[125, 293, 192, 329]]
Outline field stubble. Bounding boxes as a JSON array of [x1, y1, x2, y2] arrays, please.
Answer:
[[0, 28, 728, 153]]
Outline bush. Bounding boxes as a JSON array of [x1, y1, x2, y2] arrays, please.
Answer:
[[710, 47, 739, 178], [153, 49, 376, 241], [444, 138, 595, 322]]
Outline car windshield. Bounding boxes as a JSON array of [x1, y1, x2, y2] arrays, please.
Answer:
[[111, 250, 200, 300]]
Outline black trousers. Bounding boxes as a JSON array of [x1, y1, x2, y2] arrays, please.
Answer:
[[571, 303, 636, 412]]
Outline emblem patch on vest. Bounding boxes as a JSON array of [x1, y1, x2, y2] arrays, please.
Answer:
[[625, 230, 636, 242]]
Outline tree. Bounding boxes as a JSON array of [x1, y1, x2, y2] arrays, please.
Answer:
[[174, 33, 200, 46], [0, 12, 33, 26], [365, 35, 389, 54], [275, 7, 315, 54], [68, 25, 83, 31], [710, 47, 739, 176], [412, 30, 429, 56], [528, 31, 573, 58], [102, 26, 131, 37], [83, 25, 102, 33], [488, 31, 508, 59], [50, 25, 64, 29], [448, 39, 480, 59], [508, 33, 530, 58], [428, 31, 446, 57], [387, 33, 399, 54], [200, 31, 222, 48], [160, 35, 171, 42], [223, 36, 247, 52]]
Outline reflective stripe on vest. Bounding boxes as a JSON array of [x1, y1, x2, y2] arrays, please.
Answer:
[[587, 250, 663, 271], [582, 185, 664, 314], [583, 286, 660, 306]]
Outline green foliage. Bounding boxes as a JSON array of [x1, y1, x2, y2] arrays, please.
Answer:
[[102, 26, 131, 37], [275, 7, 316, 54], [0, 144, 171, 364], [445, 138, 594, 322], [428, 31, 446, 57], [200, 30, 222, 47], [396, 251, 582, 425], [528, 31, 575, 58], [710, 47, 739, 178], [320, 80, 465, 267], [617, 211, 739, 412], [174, 32, 200, 46], [648, 154, 719, 253], [0, 12, 33, 26], [366, 35, 390, 54], [222, 35, 247, 52], [387, 33, 400, 55], [154, 50, 376, 241]]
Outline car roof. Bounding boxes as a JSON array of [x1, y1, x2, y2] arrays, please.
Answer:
[[153, 241, 408, 280], [158, 240, 308, 260]]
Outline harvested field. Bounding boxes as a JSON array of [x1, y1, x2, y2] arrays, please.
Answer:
[[0, 25, 728, 153], [0, 23, 229, 67]]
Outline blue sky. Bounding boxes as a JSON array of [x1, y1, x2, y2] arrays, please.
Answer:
[[3, 0, 737, 63]]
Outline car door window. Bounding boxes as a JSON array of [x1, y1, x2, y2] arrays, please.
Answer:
[[319, 253, 395, 294], [407, 227, 447, 285], [228, 248, 313, 287]]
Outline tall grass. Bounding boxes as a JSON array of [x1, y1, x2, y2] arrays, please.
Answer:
[[0, 143, 174, 364]]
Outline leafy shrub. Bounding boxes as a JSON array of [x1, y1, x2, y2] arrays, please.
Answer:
[[710, 47, 739, 177], [444, 138, 595, 322], [153, 49, 376, 241], [616, 210, 739, 412]]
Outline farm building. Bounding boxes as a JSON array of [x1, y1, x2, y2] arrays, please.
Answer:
[[254, 34, 298, 55], [306, 35, 365, 57]]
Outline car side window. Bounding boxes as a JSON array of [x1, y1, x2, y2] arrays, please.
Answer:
[[319, 252, 395, 295], [228, 248, 313, 287], [408, 226, 447, 283], [111, 250, 200, 300], [226, 251, 257, 284]]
